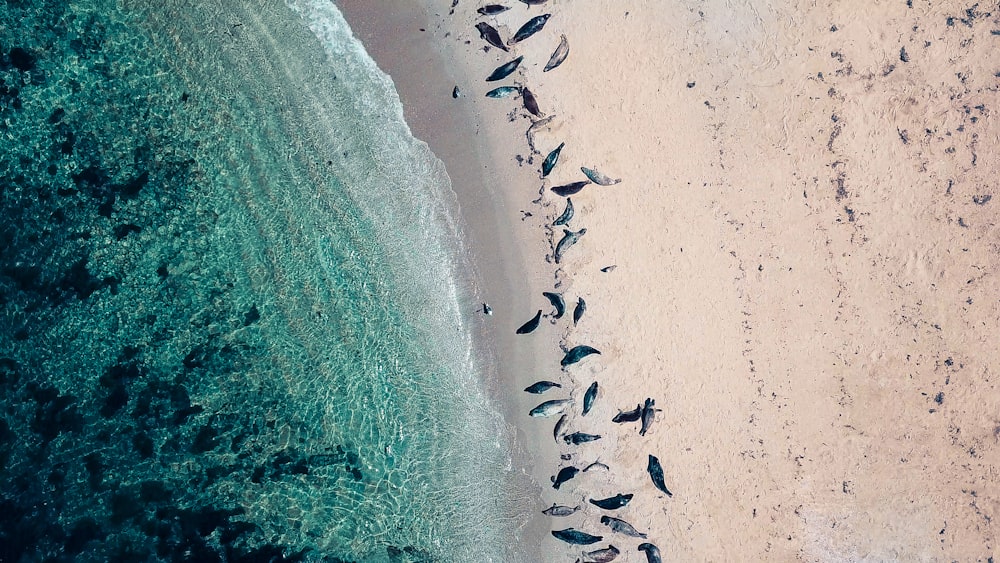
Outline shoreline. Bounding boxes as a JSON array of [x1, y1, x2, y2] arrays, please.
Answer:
[[335, 0, 563, 554]]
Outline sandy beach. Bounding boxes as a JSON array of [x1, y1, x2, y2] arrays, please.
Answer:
[[340, 0, 1000, 560]]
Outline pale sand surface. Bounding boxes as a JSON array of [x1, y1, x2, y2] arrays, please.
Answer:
[[343, 0, 999, 561]]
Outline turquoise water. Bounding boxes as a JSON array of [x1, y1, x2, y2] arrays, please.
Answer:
[[0, 1, 525, 560]]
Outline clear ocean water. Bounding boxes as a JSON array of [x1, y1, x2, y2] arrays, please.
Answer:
[[0, 1, 524, 561]]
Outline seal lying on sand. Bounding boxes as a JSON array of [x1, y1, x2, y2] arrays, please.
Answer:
[[555, 228, 586, 264], [542, 142, 564, 177], [581, 545, 620, 563], [530, 398, 573, 417], [475, 22, 508, 52], [564, 432, 601, 445], [581, 166, 621, 186], [516, 309, 542, 334], [486, 56, 523, 81], [573, 297, 586, 325], [542, 291, 565, 318], [524, 380, 561, 394], [638, 543, 663, 563], [583, 381, 598, 415], [551, 180, 590, 197], [589, 493, 633, 510], [542, 503, 579, 517], [647, 454, 673, 497], [612, 404, 642, 423], [544, 34, 569, 72], [551, 528, 603, 545], [522, 86, 543, 117], [509, 14, 551, 45], [640, 397, 659, 436], [485, 85, 520, 98], [600, 516, 647, 538], [553, 197, 574, 226], [551, 465, 580, 489], [477, 4, 510, 15], [553, 413, 568, 442], [561, 345, 600, 366]]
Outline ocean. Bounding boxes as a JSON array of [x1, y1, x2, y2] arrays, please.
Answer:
[[0, 1, 526, 560]]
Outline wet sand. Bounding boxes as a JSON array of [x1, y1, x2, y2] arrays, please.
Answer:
[[340, 0, 1000, 561]]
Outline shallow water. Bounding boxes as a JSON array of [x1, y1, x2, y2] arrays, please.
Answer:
[[0, 1, 527, 560]]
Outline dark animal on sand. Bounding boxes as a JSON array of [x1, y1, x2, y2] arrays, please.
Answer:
[[551, 180, 590, 197], [522, 86, 543, 117], [519, 0, 549, 4], [600, 516, 647, 538], [582, 545, 620, 563], [564, 432, 601, 445], [544, 34, 570, 72], [542, 291, 565, 318], [542, 142, 564, 177], [589, 493, 633, 510], [553, 197, 574, 226], [561, 344, 600, 367], [485, 85, 520, 98], [583, 460, 609, 472], [640, 397, 658, 436], [524, 380, 561, 394], [555, 228, 586, 264], [600, 265, 616, 273], [583, 381, 598, 415], [638, 543, 663, 563], [542, 503, 580, 517], [573, 297, 586, 325], [509, 14, 551, 45], [551, 528, 603, 545], [551, 465, 580, 489], [530, 398, 572, 417], [612, 404, 642, 423], [486, 56, 523, 81], [516, 309, 542, 334], [475, 22, 508, 52], [581, 166, 621, 186], [477, 4, 510, 15], [452, 86, 461, 98], [553, 413, 568, 442], [647, 454, 673, 497], [482, 303, 493, 315]]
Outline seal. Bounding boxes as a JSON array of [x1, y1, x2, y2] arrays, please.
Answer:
[[482, 303, 493, 315], [553, 413, 568, 442], [551, 528, 603, 545], [640, 397, 658, 436], [519, 0, 549, 4], [581, 166, 622, 186], [509, 14, 551, 45], [551, 180, 591, 197], [647, 454, 673, 497], [561, 344, 600, 367], [542, 142, 564, 177], [582, 545, 620, 563], [524, 380, 562, 394], [542, 503, 580, 517], [516, 309, 542, 334], [542, 291, 565, 318], [452, 86, 461, 98], [477, 4, 510, 15], [600, 516, 647, 538], [612, 404, 642, 423], [530, 398, 573, 417], [638, 543, 663, 563], [544, 34, 570, 72], [551, 465, 580, 489], [486, 56, 523, 82], [485, 85, 520, 98], [589, 493, 633, 510], [573, 297, 586, 325], [522, 86, 543, 117], [474, 22, 508, 52], [583, 381, 598, 415], [553, 197, 574, 226], [555, 228, 587, 264], [564, 432, 601, 445]]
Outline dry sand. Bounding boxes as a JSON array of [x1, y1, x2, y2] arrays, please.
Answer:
[[342, 0, 1000, 560]]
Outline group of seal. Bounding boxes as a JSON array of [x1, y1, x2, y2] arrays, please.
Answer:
[[469, 3, 667, 561]]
